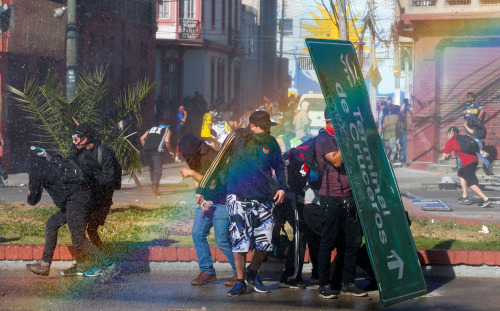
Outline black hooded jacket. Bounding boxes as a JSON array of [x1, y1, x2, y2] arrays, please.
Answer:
[[24, 155, 90, 207]]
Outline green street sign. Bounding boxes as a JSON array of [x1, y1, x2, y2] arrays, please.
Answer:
[[306, 38, 427, 306]]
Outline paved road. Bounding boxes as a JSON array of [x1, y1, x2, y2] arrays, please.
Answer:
[[1, 269, 500, 310]]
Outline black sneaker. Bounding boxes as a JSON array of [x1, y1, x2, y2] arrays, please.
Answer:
[[26, 261, 50, 276], [60, 263, 83, 276], [227, 281, 247, 296], [458, 196, 471, 204], [246, 273, 269, 293], [318, 285, 337, 299], [278, 278, 306, 289], [480, 199, 493, 208], [341, 282, 368, 297]]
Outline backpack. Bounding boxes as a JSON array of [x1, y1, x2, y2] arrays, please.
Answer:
[[98, 144, 123, 190], [455, 134, 479, 156], [50, 156, 89, 185], [467, 118, 487, 140], [285, 134, 324, 193]]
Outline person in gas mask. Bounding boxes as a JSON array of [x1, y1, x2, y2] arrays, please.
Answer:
[[24, 148, 119, 282]]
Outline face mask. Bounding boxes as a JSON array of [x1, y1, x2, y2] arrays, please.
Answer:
[[325, 124, 335, 134], [179, 108, 184, 113]]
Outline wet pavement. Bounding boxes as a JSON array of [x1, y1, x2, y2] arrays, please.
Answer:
[[1, 269, 500, 310]]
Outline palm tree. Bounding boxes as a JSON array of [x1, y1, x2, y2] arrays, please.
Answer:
[[7, 68, 158, 178]]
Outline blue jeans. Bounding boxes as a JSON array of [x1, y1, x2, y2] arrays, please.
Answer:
[[192, 204, 236, 275]]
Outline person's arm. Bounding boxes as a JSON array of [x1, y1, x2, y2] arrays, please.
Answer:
[[92, 146, 118, 187], [27, 173, 43, 206], [478, 108, 485, 121], [271, 143, 287, 205], [325, 150, 343, 167], [165, 130, 174, 158], [441, 152, 451, 161], [464, 121, 474, 135], [195, 130, 238, 197], [140, 130, 148, 147], [180, 168, 203, 183]]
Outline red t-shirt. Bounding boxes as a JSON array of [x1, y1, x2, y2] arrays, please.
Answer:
[[443, 135, 478, 167]]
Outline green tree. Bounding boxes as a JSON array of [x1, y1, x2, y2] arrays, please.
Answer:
[[7, 68, 157, 177]]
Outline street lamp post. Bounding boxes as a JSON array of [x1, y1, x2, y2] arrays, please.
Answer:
[[66, 0, 77, 101]]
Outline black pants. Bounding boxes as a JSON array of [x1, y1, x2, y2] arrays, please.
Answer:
[[318, 195, 363, 286], [143, 151, 163, 186], [278, 198, 320, 282], [42, 189, 109, 267], [87, 190, 113, 249]]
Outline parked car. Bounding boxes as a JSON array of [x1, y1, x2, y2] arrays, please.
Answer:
[[298, 93, 326, 137]]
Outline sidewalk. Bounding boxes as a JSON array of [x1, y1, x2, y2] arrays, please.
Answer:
[[1, 163, 500, 277]]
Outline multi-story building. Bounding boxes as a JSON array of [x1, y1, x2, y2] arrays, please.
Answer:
[[0, 0, 156, 170], [397, 0, 500, 170], [155, 0, 278, 120]]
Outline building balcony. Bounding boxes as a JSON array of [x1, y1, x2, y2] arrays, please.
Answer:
[[402, 0, 500, 19], [177, 19, 201, 40]]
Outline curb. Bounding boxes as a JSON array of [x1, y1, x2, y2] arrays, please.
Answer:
[[1, 245, 499, 266]]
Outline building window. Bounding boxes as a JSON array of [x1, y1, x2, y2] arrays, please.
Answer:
[[211, 58, 215, 106], [180, 0, 195, 19], [234, 0, 238, 30], [158, 0, 170, 19], [212, 0, 216, 28], [222, 0, 226, 30]]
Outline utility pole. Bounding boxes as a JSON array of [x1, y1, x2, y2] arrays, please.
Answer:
[[336, 0, 348, 40], [393, 1, 401, 106], [368, 0, 377, 117], [278, 0, 285, 99], [66, 0, 77, 101]]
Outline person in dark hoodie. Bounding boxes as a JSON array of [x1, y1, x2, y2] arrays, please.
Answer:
[[196, 111, 287, 297], [61, 123, 122, 276], [24, 148, 119, 282], [178, 133, 237, 286]]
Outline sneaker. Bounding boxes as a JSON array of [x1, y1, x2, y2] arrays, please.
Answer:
[[98, 263, 121, 284], [191, 271, 217, 285], [245, 269, 269, 293], [481, 151, 489, 158], [480, 199, 493, 208], [1, 170, 8, 180], [227, 281, 247, 296], [60, 263, 83, 276], [341, 282, 368, 297], [83, 266, 105, 277], [318, 285, 337, 299], [278, 278, 306, 289], [174, 157, 182, 163], [224, 275, 238, 286], [152, 186, 161, 196], [26, 261, 50, 276], [458, 196, 471, 204]]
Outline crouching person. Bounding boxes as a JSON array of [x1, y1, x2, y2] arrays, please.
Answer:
[[178, 133, 237, 286], [24, 148, 119, 283]]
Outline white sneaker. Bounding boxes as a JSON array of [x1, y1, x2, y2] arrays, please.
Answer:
[[174, 157, 181, 163], [481, 151, 489, 158]]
